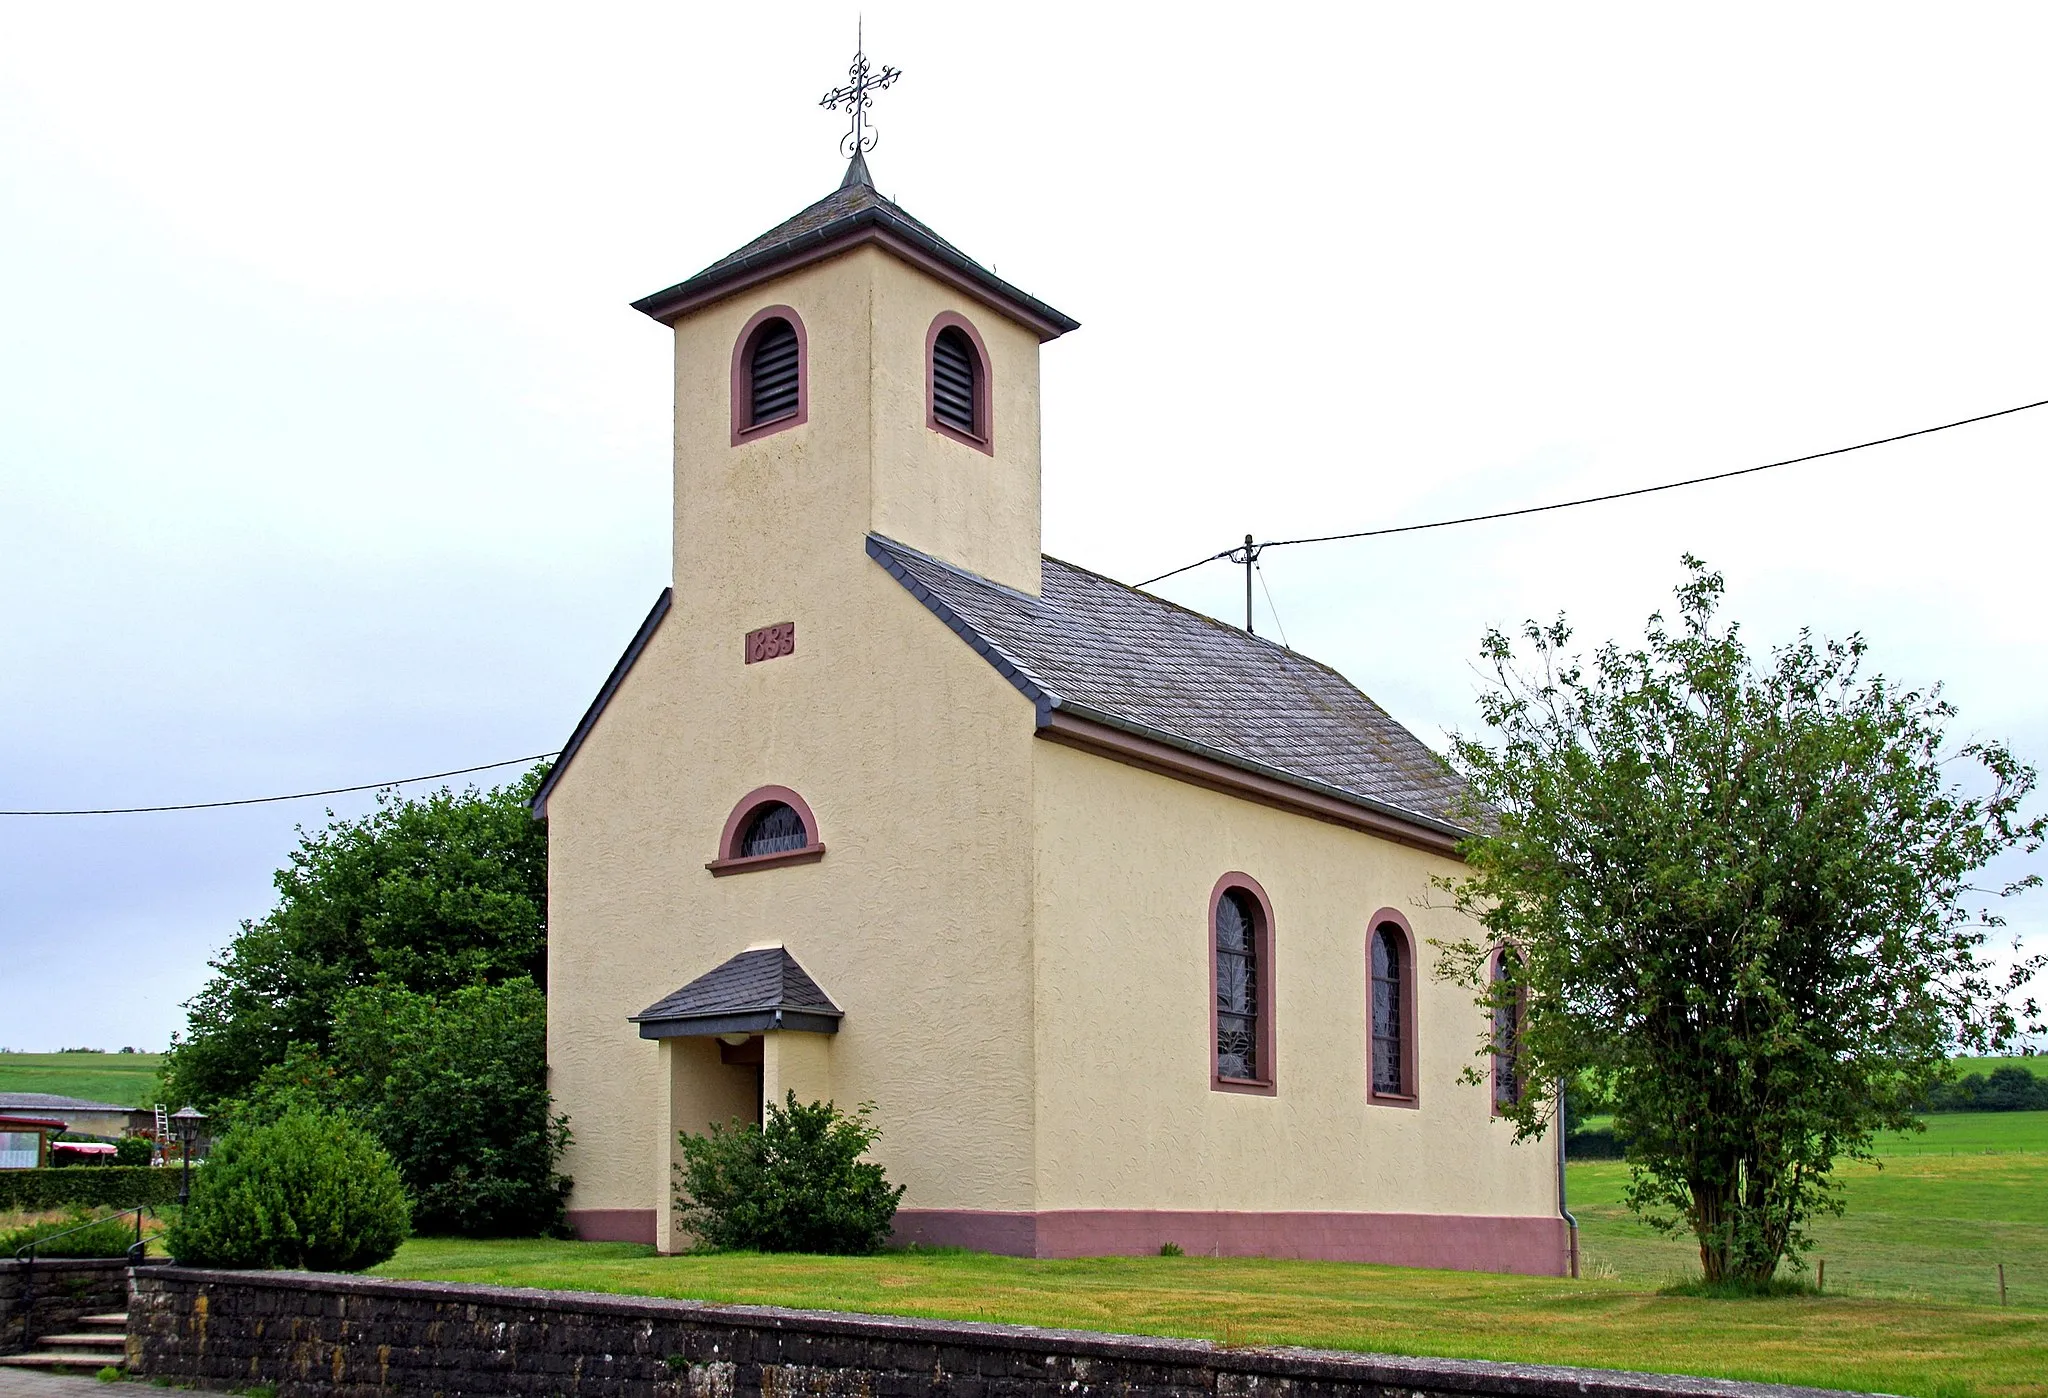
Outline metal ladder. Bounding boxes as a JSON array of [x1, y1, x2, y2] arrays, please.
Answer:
[[153, 1104, 169, 1165]]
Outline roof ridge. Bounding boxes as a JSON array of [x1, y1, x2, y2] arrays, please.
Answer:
[[1038, 552, 1369, 689], [871, 532, 1047, 607]]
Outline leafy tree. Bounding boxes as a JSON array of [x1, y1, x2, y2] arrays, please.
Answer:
[[675, 1094, 905, 1254], [1437, 558, 2045, 1286], [327, 979, 570, 1236], [168, 1109, 410, 1271], [162, 767, 550, 1107], [222, 981, 571, 1237]]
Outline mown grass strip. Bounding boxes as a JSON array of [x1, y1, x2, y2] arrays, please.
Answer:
[[375, 1238, 2047, 1398]]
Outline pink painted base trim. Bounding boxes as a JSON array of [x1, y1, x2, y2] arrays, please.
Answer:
[[567, 1208, 657, 1245], [892, 1208, 1568, 1276]]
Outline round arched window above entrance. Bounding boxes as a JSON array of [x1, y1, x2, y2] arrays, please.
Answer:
[[708, 786, 826, 876]]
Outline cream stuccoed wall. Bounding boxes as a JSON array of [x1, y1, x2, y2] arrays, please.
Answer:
[[865, 258, 1043, 595], [545, 244, 1050, 1246], [1029, 739, 1557, 1219]]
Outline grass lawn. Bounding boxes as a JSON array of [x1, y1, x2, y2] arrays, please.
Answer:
[[376, 1112, 2048, 1398], [0, 1051, 163, 1107], [376, 1238, 2045, 1398], [1571, 1112, 2048, 1308]]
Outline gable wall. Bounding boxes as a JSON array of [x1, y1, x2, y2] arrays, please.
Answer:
[[544, 248, 1046, 1246], [1029, 740, 1557, 1220]]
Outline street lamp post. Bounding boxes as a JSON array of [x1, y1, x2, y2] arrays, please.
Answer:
[[170, 1106, 206, 1206]]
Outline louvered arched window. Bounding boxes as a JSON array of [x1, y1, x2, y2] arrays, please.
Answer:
[[1211, 874, 1275, 1092], [748, 320, 799, 426], [1368, 918, 1417, 1103], [932, 328, 977, 433], [730, 306, 808, 444], [926, 313, 992, 451]]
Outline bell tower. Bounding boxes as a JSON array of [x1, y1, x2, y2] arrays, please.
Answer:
[[631, 121, 1077, 623]]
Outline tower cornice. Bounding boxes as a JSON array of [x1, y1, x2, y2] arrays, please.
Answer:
[[632, 179, 1079, 342]]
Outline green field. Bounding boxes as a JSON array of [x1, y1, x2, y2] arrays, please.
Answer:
[[0, 1051, 163, 1107], [376, 1111, 2048, 1398], [1571, 1111, 2047, 1308]]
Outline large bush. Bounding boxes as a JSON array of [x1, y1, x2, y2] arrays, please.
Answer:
[[675, 1094, 904, 1254], [163, 769, 550, 1108], [325, 980, 570, 1236], [168, 1110, 410, 1271], [226, 982, 569, 1237]]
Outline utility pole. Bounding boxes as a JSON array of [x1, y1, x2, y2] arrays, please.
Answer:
[[1229, 533, 1262, 633]]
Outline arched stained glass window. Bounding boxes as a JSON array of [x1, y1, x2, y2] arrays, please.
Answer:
[[739, 801, 808, 858], [1215, 889, 1260, 1081], [1370, 925, 1407, 1097], [1492, 949, 1523, 1110]]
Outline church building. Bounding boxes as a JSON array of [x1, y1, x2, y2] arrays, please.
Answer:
[[534, 137, 1569, 1273]]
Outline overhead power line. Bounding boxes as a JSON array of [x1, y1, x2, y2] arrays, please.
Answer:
[[1133, 395, 2048, 590], [12, 399, 2042, 817], [0, 753, 558, 818]]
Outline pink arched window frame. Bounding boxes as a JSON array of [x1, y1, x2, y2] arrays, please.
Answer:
[[730, 305, 809, 446], [1366, 908, 1420, 1107], [706, 784, 826, 876], [1209, 872, 1277, 1096], [925, 311, 993, 455]]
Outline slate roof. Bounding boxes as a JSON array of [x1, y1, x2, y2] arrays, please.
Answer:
[[0, 1092, 136, 1114], [631, 156, 1078, 339], [867, 535, 1472, 837], [632, 947, 843, 1033]]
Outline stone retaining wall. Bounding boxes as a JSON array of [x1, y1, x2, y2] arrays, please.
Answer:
[[0, 1257, 130, 1353], [129, 1266, 1869, 1398]]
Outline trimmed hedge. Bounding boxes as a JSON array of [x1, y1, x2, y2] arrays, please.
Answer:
[[0, 1166, 184, 1211], [1921, 1066, 2048, 1112], [1564, 1128, 1626, 1160]]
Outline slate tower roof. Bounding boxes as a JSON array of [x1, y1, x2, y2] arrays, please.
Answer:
[[631, 156, 1078, 340]]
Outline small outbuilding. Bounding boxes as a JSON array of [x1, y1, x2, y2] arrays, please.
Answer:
[[0, 1093, 150, 1143], [0, 1114, 67, 1169]]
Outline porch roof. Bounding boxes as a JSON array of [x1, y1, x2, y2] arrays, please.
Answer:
[[631, 946, 842, 1039]]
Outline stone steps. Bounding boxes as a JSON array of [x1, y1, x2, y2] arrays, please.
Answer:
[[0, 1352, 122, 1371], [0, 1312, 131, 1374]]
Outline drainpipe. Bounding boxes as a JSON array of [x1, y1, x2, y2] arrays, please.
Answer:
[[1557, 1078, 1580, 1279]]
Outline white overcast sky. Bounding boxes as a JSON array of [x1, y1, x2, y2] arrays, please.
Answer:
[[2, 3, 2044, 1053]]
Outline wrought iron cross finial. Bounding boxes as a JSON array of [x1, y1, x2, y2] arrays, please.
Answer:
[[819, 23, 901, 159]]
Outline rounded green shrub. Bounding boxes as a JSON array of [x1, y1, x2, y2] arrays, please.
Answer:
[[167, 1110, 410, 1271], [674, 1093, 904, 1254], [113, 1135, 154, 1167]]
